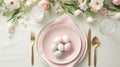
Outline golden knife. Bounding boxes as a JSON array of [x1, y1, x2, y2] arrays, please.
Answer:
[[88, 28, 91, 66]]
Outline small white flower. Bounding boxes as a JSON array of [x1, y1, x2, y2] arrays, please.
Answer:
[[113, 13, 120, 20], [8, 23, 14, 29], [89, 0, 104, 12], [25, 0, 37, 6], [8, 23, 14, 33], [86, 16, 95, 23], [30, 0, 37, 3], [79, 1, 88, 11], [25, 1, 33, 6], [4, 0, 20, 10], [74, 10, 82, 16]]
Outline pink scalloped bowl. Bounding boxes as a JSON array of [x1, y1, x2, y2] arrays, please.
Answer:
[[38, 25, 82, 64]]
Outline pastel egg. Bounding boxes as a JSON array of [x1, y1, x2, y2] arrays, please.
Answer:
[[51, 43, 57, 51], [54, 37, 62, 44], [58, 43, 64, 51], [64, 43, 72, 51], [54, 50, 62, 58], [62, 35, 70, 43]]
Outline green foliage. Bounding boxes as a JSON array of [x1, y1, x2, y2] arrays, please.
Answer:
[[60, 0, 79, 14], [104, 1, 120, 12], [2, 0, 28, 23]]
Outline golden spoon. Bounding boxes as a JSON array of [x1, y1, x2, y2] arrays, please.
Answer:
[[92, 36, 100, 67]]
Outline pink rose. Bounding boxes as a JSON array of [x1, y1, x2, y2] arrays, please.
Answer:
[[112, 0, 120, 6], [38, 0, 49, 9]]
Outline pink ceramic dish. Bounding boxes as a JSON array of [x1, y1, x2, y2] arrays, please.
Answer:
[[37, 14, 87, 67], [40, 25, 82, 64]]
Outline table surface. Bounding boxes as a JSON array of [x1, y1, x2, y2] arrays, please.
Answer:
[[0, 12, 120, 67]]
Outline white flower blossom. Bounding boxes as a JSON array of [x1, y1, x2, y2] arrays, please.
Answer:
[[4, 0, 20, 10], [89, 0, 104, 12], [79, 1, 88, 11]]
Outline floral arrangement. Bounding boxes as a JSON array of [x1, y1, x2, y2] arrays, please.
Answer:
[[0, 0, 120, 37]]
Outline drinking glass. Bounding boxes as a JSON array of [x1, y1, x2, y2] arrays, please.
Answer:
[[98, 18, 117, 35]]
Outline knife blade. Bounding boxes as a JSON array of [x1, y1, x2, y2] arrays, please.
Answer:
[[88, 28, 91, 66]]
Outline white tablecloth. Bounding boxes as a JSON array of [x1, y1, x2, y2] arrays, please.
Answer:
[[0, 13, 120, 67]]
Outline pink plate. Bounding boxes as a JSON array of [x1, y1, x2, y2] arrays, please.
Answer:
[[38, 25, 82, 64], [37, 14, 87, 67]]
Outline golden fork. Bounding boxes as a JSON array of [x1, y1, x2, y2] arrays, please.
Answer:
[[31, 32, 35, 66]]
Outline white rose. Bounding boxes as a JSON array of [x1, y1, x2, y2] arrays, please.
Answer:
[[4, 0, 20, 10]]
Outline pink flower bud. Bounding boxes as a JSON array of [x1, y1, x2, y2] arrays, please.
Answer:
[[74, 10, 82, 16], [112, 0, 120, 6], [38, 0, 49, 9]]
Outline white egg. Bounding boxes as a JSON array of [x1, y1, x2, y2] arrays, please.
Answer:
[[51, 43, 57, 51], [54, 37, 62, 44], [54, 50, 62, 58], [64, 43, 72, 51], [58, 43, 64, 51], [62, 35, 70, 43]]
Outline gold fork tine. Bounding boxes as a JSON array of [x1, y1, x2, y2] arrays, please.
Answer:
[[31, 32, 35, 65], [31, 32, 35, 44]]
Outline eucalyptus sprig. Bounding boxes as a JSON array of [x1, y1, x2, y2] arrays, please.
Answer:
[[60, 0, 80, 14]]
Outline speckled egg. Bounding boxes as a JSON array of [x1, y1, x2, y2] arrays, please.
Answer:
[[54, 37, 62, 44], [58, 43, 64, 51], [62, 35, 70, 43], [54, 50, 62, 58], [51, 43, 57, 51]]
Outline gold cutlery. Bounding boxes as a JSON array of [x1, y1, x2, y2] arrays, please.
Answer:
[[31, 32, 35, 65], [92, 36, 100, 67], [88, 28, 91, 66]]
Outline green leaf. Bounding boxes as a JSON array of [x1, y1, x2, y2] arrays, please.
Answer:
[[68, 10, 73, 14], [61, 4, 67, 11], [104, 1, 120, 11], [84, 8, 92, 17], [3, 10, 16, 16], [86, 0, 91, 4]]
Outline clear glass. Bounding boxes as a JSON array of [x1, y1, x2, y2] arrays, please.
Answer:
[[99, 18, 117, 35]]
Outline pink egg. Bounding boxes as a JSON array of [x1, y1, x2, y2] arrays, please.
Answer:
[[54, 37, 62, 44], [64, 43, 72, 51]]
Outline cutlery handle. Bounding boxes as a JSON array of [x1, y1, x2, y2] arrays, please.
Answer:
[[31, 46, 34, 65], [94, 48, 96, 67]]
